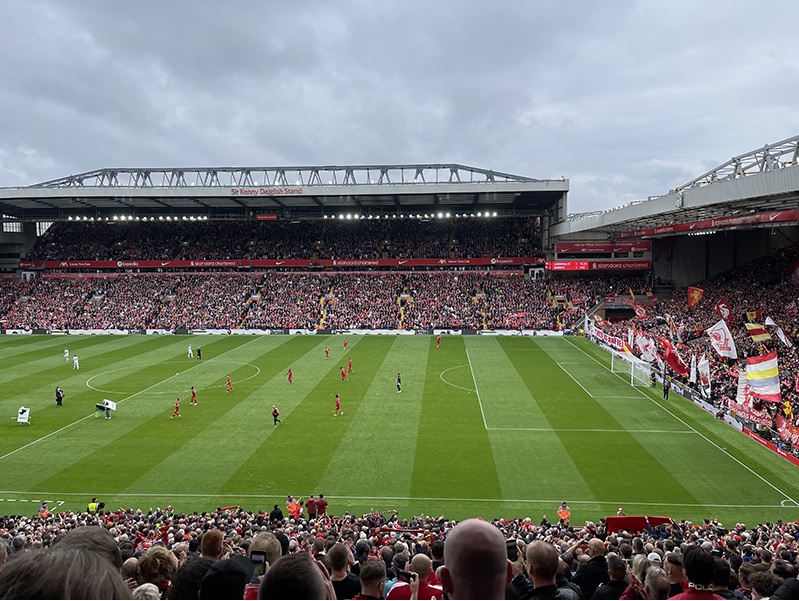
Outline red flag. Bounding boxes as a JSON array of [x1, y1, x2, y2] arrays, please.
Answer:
[[658, 337, 689, 376], [687, 286, 704, 308], [715, 297, 732, 323], [632, 303, 648, 320]]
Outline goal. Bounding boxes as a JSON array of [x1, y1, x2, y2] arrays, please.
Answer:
[[610, 348, 653, 387]]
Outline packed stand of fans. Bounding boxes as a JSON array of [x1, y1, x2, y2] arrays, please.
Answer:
[[2, 499, 799, 599], [0, 273, 643, 332], [25, 217, 542, 262]]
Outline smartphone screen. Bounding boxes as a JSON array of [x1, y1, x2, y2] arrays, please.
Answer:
[[250, 551, 267, 578]]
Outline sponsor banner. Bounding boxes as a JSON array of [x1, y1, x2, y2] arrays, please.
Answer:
[[545, 260, 651, 271], [555, 241, 652, 254], [256, 213, 278, 221], [21, 257, 543, 270], [146, 329, 174, 335], [478, 330, 522, 336], [741, 428, 799, 469], [289, 329, 316, 335], [67, 329, 129, 335], [619, 208, 799, 239], [521, 330, 563, 337], [3, 329, 32, 335], [433, 329, 463, 336]]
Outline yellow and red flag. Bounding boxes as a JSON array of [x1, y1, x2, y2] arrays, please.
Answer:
[[687, 286, 704, 308]]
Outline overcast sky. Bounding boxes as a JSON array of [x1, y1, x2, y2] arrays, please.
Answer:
[[1, 1, 797, 214]]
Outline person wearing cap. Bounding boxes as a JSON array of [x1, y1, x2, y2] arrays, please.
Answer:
[[201, 554, 254, 600], [647, 552, 663, 567]]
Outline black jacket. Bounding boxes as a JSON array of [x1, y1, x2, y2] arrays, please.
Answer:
[[574, 556, 609, 599]]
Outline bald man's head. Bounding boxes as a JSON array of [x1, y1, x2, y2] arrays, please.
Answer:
[[438, 519, 510, 600], [526, 541, 559, 585], [588, 538, 605, 557], [410, 553, 433, 581]]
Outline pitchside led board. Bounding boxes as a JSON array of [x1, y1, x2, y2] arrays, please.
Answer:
[[17, 407, 30, 424]]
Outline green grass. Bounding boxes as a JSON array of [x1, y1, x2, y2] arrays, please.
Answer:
[[1, 334, 798, 527]]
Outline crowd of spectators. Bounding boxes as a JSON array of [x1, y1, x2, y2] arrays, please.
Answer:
[[2, 501, 799, 599], [25, 217, 542, 262], [0, 272, 642, 332]]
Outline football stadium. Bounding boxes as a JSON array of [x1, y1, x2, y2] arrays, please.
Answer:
[[1, 135, 799, 594]]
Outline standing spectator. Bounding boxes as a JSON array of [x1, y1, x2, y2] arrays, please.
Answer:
[[328, 542, 361, 599], [387, 554, 442, 600], [316, 494, 328, 518], [669, 547, 724, 600], [573, 538, 609, 599], [437, 518, 510, 600], [593, 555, 628, 599], [522, 541, 580, 600]]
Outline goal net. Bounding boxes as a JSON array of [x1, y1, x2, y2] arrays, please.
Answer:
[[610, 349, 653, 387]]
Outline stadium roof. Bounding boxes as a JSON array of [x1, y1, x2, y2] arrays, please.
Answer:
[[0, 164, 568, 221], [553, 134, 799, 237]]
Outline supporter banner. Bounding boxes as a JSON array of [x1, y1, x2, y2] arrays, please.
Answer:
[[715, 298, 732, 323], [592, 327, 625, 350], [706, 319, 737, 359], [555, 241, 652, 254], [687, 286, 704, 308], [776, 415, 799, 447], [545, 260, 651, 271], [618, 208, 799, 238], [19, 257, 544, 270]]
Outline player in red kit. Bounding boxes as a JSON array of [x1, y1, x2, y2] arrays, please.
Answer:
[[287, 368, 293, 384], [347, 357, 353, 374], [436, 334, 441, 348], [340, 366, 348, 382], [343, 338, 348, 350], [190, 386, 197, 405], [333, 394, 343, 416], [324, 346, 330, 359], [171, 397, 181, 419], [226, 375, 233, 393]]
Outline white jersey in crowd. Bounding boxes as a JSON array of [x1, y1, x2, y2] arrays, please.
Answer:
[[64, 348, 69, 363], [187, 345, 193, 358], [73, 355, 79, 370]]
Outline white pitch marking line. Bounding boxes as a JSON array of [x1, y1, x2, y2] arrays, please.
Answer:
[[556, 364, 598, 399], [565, 337, 799, 506], [0, 337, 263, 464], [465, 348, 487, 429], [439, 365, 475, 393], [0, 489, 791, 509], [487, 427, 696, 433]]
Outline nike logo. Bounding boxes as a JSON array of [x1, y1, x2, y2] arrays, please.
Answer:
[[161, 262, 170, 266], [769, 213, 780, 222], [689, 224, 696, 230], [276, 261, 285, 265], [398, 260, 407, 265]]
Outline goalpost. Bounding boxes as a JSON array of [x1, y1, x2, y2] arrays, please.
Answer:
[[610, 348, 653, 388]]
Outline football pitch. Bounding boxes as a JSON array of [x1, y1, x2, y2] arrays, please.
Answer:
[[1, 334, 798, 526]]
